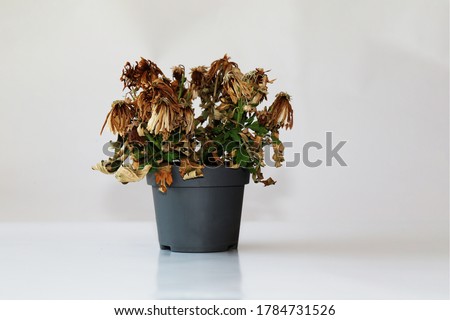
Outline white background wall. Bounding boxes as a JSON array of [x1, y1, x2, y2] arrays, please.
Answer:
[[0, 0, 447, 238]]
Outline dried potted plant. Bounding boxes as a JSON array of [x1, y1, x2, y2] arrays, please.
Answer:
[[93, 55, 293, 252]]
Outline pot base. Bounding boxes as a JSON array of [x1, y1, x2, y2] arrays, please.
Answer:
[[160, 243, 238, 253]]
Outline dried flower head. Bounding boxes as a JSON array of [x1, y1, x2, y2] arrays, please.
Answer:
[[182, 106, 194, 134], [244, 68, 273, 105], [267, 92, 293, 130], [172, 65, 185, 83], [100, 100, 135, 136], [136, 91, 153, 122], [206, 54, 238, 83], [189, 66, 208, 99], [145, 79, 185, 139], [222, 67, 251, 104], [147, 98, 180, 140], [120, 58, 164, 90], [169, 65, 185, 93]]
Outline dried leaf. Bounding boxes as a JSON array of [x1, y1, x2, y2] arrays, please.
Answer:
[[92, 161, 115, 174], [179, 159, 204, 180], [115, 164, 151, 183], [183, 169, 204, 180], [272, 141, 285, 168], [155, 165, 173, 192], [261, 177, 276, 186]]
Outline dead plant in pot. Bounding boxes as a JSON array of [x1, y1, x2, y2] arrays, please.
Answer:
[[93, 54, 293, 252]]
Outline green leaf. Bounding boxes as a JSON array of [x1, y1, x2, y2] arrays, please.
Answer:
[[229, 130, 241, 142], [248, 122, 268, 135], [164, 152, 176, 163], [271, 133, 281, 144], [145, 133, 161, 149], [236, 148, 249, 166]]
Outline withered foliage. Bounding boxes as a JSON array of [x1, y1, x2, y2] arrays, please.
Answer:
[[154, 165, 173, 193], [93, 55, 294, 192]]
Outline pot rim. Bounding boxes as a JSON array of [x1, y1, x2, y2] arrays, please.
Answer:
[[147, 165, 250, 188]]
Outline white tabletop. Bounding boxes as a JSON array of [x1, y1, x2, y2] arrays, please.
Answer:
[[0, 221, 447, 299]]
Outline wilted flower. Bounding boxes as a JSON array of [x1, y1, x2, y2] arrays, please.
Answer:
[[172, 65, 185, 83], [189, 66, 208, 99], [121, 58, 164, 90], [266, 92, 293, 130], [147, 98, 180, 140], [170, 65, 186, 94], [206, 54, 238, 83], [100, 100, 135, 136], [222, 67, 251, 104], [136, 91, 153, 122], [244, 68, 273, 105], [182, 106, 194, 134], [145, 80, 181, 138]]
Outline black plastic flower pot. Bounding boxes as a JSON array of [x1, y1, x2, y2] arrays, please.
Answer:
[[147, 166, 250, 253]]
